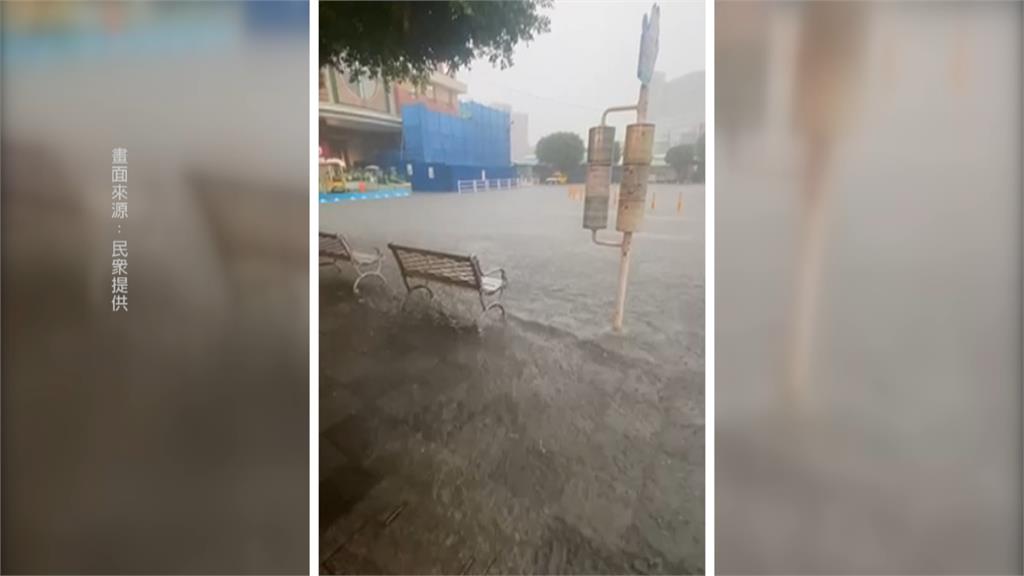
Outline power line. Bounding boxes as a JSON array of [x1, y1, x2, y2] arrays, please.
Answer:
[[470, 78, 604, 113]]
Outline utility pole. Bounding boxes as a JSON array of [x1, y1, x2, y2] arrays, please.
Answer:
[[583, 3, 660, 332]]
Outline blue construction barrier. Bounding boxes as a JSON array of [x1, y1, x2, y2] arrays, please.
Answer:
[[372, 100, 515, 192], [402, 102, 511, 167], [407, 162, 516, 192]]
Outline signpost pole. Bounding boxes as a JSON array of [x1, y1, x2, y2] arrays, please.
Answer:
[[612, 83, 649, 332], [587, 3, 657, 333], [613, 232, 633, 331]]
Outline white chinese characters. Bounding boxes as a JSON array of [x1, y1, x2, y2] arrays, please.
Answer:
[[111, 148, 128, 312]]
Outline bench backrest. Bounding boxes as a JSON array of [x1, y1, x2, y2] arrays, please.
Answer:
[[319, 232, 352, 261], [388, 243, 483, 289]]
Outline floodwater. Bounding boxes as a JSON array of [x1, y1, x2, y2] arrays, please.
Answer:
[[319, 184, 705, 574]]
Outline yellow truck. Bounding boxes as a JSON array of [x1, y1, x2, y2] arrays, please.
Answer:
[[318, 158, 347, 193], [544, 172, 568, 185]]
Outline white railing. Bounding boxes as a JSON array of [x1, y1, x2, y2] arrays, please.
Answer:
[[456, 177, 522, 193]]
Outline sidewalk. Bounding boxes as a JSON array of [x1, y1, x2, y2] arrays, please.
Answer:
[[319, 292, 704, 574], [319, 184, 705, 574]]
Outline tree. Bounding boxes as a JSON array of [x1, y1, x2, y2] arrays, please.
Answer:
[[321, 1, 552, 83], [536, 132, 584, 176], [665, 143, 695, 183]]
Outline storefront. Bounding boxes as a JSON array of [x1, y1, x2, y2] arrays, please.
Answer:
[[318, 65, 403, 170], [318, 109, 401, 169]]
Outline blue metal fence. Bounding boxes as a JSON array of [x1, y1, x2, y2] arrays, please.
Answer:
[[407, 162, 516, 192]]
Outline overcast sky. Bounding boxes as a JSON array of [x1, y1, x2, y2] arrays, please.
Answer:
[[457, 1, 705, 148]]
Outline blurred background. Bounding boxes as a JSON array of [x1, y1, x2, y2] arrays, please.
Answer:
[[716, 1, 1021, 573], [2, 2, 309, 573]]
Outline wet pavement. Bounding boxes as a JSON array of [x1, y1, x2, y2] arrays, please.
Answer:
[[320, 184, 704, 574]]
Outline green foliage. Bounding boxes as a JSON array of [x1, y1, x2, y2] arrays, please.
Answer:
[[666, 143, 695, 182], [320, 1, 552, 84], [536, 132, 585, 175]]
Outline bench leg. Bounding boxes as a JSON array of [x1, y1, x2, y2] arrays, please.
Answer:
[[352, 259, 387, 295], [480, 302, 506, 319], [477, 288, 507, 325], [401, 284, 434, 311], [352, 271, 387, 295]]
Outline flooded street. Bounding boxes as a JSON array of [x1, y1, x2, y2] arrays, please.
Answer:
[[319, 184, 705, 573]]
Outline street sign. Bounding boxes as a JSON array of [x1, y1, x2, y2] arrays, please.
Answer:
[[583, 125, 615, 231], [585, 2, 662, 331], [637, 3, 660, 85]]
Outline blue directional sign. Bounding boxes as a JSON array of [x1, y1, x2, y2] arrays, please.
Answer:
[[637, 3, 660, 85]]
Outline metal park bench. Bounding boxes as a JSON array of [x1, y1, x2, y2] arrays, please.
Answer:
[[319, 232, 387, 294], [388, 243, 508, 322]]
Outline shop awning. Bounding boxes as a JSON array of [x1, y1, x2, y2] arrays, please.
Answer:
[[319, 103, 402, 133]]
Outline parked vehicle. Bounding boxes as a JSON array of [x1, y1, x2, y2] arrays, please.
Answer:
[[544, 172, 568, 185], [319, 158, 347, 193]]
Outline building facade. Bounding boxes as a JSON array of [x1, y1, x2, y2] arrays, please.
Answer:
[[393, 72, 466, 116], [318, 67, 467, 169], [489, 103, 530, 165], [318, 67, 401, 169], [647, 70, 706, 153], [509, 112, 529, 164]]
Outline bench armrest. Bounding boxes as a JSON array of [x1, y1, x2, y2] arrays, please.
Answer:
[[483, 267, 508, 285]]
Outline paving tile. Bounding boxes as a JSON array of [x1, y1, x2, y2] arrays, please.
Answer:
[[320, 379, 362, 432], [319, 465, 381, 533], [322, 411, 405, 467], [320, 475, 412, 565], [324, 543, 386, 575], [320, 440, 349, 482], [318, 275, 704, 573], [489, 435, 568, 503]]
